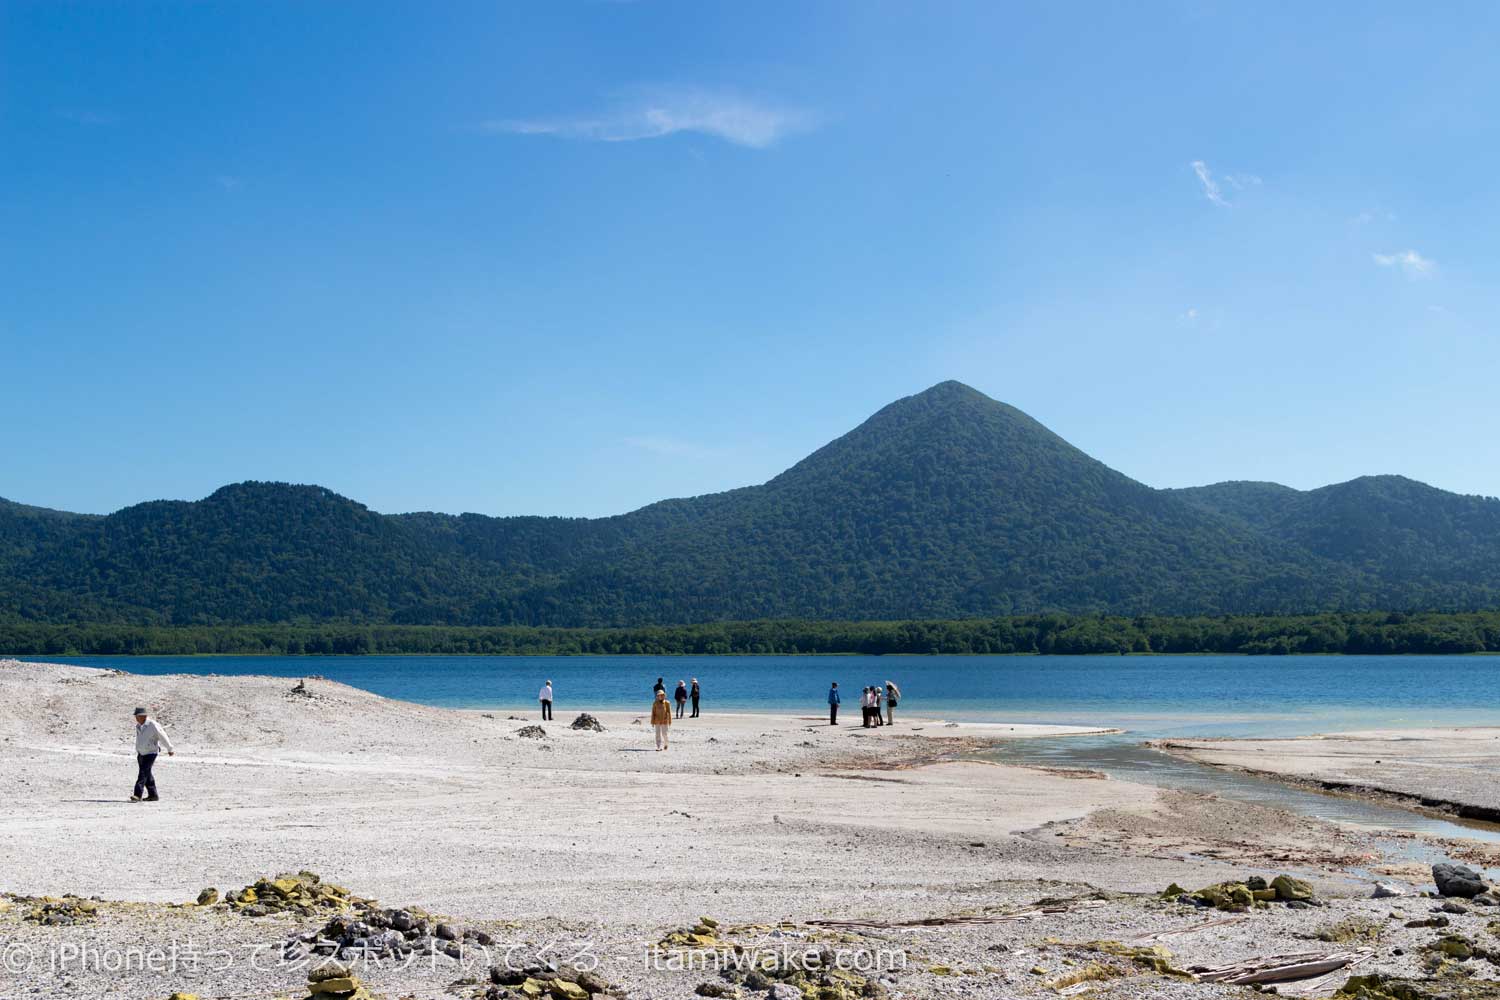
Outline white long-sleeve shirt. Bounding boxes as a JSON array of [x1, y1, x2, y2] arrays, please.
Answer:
[[539, 685, 553, 702], [135, 718, 174, 755]]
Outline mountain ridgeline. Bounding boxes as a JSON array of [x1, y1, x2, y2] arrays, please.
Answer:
[[3, 382, 1499, 626]]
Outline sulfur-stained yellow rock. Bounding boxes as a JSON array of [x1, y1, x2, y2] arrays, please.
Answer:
[[550, 981, 589, 1000], [308, 977, 359, 994]]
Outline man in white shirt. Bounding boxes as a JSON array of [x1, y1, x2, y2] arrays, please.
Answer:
[[538, 681, 553, 721], [131, 707, 175, 802]]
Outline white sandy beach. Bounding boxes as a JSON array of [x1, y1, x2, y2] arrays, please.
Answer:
[[3, 659, 1500, 1000]]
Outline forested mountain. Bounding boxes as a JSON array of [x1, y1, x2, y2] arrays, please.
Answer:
[[3, 381, 1498, 626]]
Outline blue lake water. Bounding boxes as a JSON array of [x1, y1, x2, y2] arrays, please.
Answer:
[[19, 653, 1499, 738]]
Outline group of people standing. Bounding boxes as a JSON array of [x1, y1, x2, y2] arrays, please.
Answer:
[[827, 680, 900, 727], [650, 676, 700, 750]]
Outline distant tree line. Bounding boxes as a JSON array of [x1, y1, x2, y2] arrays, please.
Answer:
[[2, 611, 1499, 657]]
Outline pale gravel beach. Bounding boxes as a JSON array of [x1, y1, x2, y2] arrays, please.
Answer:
[[3, 658, 1500, 1000]]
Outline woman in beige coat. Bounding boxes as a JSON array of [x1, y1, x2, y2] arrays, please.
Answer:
[[650, 689, 673, 750]]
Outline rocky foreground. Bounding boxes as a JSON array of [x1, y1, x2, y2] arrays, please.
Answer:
[[3, 660, 1500, 999]]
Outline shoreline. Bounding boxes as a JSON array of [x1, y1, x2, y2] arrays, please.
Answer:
[[1156, 732, 1500, 835], [7, 659, 1500, 999]]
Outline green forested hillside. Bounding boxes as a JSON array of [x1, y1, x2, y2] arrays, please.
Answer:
[[3, 382, 1499, 626]]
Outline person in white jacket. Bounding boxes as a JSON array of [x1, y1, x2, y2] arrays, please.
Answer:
[[538, 681, 553, 721], [131, 707, 174, 802]]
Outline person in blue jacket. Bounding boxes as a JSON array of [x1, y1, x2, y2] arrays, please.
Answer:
[[827, 682, 841, 725]]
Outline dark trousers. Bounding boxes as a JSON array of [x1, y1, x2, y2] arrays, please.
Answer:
[[540, 699, 552, 720], [675, 699, 686, 719], [829, 705, 838, 725], [134, 753, 158, 798], [690, 696, 699, 718]]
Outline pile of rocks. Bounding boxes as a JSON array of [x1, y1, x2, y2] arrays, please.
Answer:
[[306, 959, 372, 1000], [1338, 974, 1500, 1000], [715, 944, 885, 1000], [655, 918, 884, 1000], [221, 872, 364, 917], [570, 714, 605, 732], [484, 963, 623, 999], [1161, 874, 1317, 912], [287, 905, 494, 964], [11, 894, 99, 925], [658, 916, 722, 949], [516, 726, 547, 739]]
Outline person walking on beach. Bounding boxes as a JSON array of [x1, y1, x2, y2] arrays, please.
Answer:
[[653, 677, 666, 697], [885, 680, 901, 725], [828, 682, 840, 725], [674, 680, 688, 719], [130, 707, 174, 802], [538, 680, 553, 721], [650, 689, 673, 750], [690, 678, 701, 718]]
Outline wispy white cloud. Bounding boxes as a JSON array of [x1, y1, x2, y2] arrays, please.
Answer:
[[1181, 307, 1199, 323], [486, 88, 813, 149], [1191, 160, 1227, 206], [624, 435, 728, 460], [1372, 249, 1435, 277], [1190, 161, 1258, 207]]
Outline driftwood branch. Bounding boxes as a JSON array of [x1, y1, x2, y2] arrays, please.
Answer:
[[1192, 948, 1374, 986], [805, 899, 1109, 930]]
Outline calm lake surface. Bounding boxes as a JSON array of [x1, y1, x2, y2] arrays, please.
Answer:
[[21, 653, 1499, 738], [19, 652, 1500, 843]]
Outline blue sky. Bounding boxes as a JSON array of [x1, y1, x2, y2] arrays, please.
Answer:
[[3, 1, 1496, 517]]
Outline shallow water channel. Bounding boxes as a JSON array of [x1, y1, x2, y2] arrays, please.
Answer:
[[984, 733, 1500, 848]]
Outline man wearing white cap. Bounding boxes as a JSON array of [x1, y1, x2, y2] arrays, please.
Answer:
[[131, 707, 174, 802]]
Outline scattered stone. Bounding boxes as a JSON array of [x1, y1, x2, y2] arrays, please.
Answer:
[[516, 726, 547, 739], [1313, 917, 1383, 944], [1339, 973, 1500, 1000], [304, 955, 372, 999], [13, 894, 98, 925], [1442, 902, 1470, 915], [1406, 916, 1451, 929], [308, 960, 351, 981], [1434, 863, 1489, 898], [1373, 883, 1406, 899], [1272, 875, 1315, 902], [1193, 882, 1256, 911], [195, 887, 219, 906], [1476, 895, 1500, 907], [695, 983, 737, 997], [569, 714, 605, 732]]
